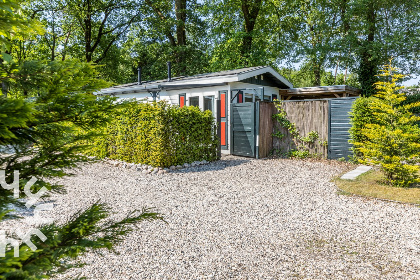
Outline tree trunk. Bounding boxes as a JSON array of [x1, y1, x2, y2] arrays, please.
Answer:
[[313, 62, 321, 86], [84, 0, 93, 62], [175, 0, 187, 75], [1, 81, 8, 98], [240, 0, 262, 64], [359, 0, 378, 96]]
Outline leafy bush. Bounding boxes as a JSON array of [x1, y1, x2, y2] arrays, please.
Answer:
[[351, 62, 420, 187], [85, 101, 219, 167], [404, 93, 420, 114], [0, 62, 163, 278], [349, 97, 377, 159]]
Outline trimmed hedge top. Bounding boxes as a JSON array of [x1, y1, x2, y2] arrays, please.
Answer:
[[87, 101, 219, 167]]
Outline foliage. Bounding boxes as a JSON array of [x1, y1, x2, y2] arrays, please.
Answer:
[[0, 59, 116, 195], [0, 2, 162, 276], [349, 96, 377, 159], [338, 0, 420, 96], [84, 101, 219, 167], [0, 58, 164, 278], [279, 64, 360, 88], [403, 92, 420, 114], [0, 204, 163, 279], [351, 62, 420, 187], [0, 0, 43, 50], [203, 0, 280, 70], [272, 101, 325, 159], [275, 0, 340, 86]]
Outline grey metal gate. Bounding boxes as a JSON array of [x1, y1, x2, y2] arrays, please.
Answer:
[[328, 98, 357, 160], [231, 103, 257, 157]]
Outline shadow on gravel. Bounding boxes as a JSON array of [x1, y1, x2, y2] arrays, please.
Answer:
[[172, 157, 251, 174]]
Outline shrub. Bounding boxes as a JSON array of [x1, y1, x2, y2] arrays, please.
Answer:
[[85, 101, 219, 167], [349, 96, 377, 159], [351, 62, 420, 187]]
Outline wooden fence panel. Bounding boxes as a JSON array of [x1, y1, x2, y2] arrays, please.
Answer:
[[259, 100, 329, 158], [258, 102, 277, 158]]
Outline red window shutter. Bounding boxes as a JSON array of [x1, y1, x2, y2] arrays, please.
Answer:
[[220, 93, 226, 118]]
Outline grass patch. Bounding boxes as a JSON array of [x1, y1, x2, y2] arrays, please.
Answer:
[[334, 169, 420, 205]]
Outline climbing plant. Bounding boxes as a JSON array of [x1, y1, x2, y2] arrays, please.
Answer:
[[272, 101, 326, 158]]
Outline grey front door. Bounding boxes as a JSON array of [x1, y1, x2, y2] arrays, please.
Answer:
[[231, 103, 256, 157]]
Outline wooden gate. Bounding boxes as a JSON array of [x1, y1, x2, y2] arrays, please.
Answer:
[[231, 103, 257, 157]]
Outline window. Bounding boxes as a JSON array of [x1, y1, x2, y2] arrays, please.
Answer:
[[245, 94, 253, 103], [189, 96, 199, 107], [204, 96, 214, 112]]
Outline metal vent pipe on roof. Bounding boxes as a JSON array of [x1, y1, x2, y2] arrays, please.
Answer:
[[137, 66, 142, 85], [167, 61, 172, 81]]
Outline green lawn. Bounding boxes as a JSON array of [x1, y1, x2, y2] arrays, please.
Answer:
[[334, 169, 420, 205]]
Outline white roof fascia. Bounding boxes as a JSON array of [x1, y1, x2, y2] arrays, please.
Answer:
[[164, 76, 239, 86], [99, 85, 160, 95], [237, 66, 293, 88], [97, 66, 292, 95]]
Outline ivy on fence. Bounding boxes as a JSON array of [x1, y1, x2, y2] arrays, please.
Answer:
[[271, 101, 326, 159]]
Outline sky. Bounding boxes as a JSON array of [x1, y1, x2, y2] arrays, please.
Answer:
[[403, 76, 420, 87]]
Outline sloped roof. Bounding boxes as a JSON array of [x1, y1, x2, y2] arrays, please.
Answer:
[[98, 66, 293, 95]]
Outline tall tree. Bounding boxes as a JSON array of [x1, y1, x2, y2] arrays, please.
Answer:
[[274, 0, 340, 86], [143, 0, 198, 76], [337, 0, 420, 95], [240, 0, 262, 61], [66, 0, 141, 63], [128, 0, 208, 78], [205, 0, 280, 70]]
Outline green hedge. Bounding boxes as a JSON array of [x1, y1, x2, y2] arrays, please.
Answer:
[[86, 101, 219, 167]]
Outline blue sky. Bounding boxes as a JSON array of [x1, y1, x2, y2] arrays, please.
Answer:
[[403, 76, 420, 87]]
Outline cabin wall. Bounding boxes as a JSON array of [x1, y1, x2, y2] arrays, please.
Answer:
[[113, 82, 285, 156]]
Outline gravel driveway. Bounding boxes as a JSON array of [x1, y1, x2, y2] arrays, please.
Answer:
[[37, 157, 420, 279]]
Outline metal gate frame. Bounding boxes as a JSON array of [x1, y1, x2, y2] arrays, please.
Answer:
[[328, 97, 357, 160], [230, 102, 260, 158]]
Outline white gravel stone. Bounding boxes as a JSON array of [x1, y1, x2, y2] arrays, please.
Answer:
[[4, 156, 418, 279]]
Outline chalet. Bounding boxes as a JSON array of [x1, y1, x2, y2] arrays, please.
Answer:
[[97, 64, 292, 155], [97, 64, 360, 157]]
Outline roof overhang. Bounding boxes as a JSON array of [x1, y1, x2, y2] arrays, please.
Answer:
[[97, 66, 293, 96], [97, 82, 229, 96], [236, 66, 293, 88]]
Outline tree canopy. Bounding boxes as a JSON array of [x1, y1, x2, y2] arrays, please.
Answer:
[[4, 0, 420, 91]]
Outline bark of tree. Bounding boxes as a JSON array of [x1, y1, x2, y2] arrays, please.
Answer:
[[359, 0, 378, 96], [240, 0, 262, 64], [76, 0, 139, 63], [145, 0, 188, 76], [175, 0, 187, 75]]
